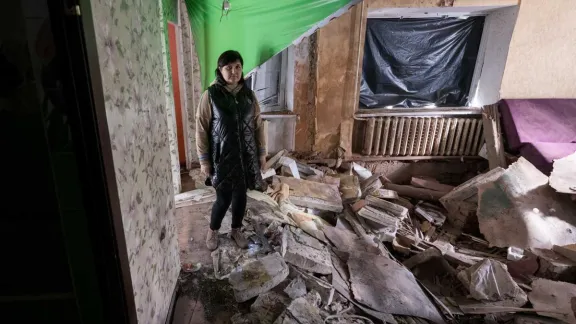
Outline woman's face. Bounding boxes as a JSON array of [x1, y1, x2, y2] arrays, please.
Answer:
[[219, 60, 242, 85]]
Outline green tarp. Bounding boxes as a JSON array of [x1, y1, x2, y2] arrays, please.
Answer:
[[184, 0, 357, 89]]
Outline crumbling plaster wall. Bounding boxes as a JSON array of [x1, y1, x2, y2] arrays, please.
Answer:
[[500, 0, 576, 98], [88, 0, 180, 322], [292, 0, 520, 156]]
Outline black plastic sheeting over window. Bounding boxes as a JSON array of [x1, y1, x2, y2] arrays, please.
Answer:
[[360, 17, 485, 108]]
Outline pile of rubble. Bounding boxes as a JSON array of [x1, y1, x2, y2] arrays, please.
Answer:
[[179, 151, 576, 324]]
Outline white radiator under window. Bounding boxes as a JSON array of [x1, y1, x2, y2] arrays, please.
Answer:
[[362, 116, 484, 157]]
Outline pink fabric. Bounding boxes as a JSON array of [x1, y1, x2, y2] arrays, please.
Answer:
[[500, 99, 576, 151]]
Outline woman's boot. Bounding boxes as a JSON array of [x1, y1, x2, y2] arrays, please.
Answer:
[[206, 229, 219, 251], [230, 228, 248, 249]]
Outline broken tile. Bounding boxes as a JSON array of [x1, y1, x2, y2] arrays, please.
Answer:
[[228, 252, 289, 302], [275, 176, 343, 213], [366, 195, 409, 220], [347, 252, 445, 324], [457, 259, 528, 307], [250, 291, 291, 324], [529, 278, 576, 324], [281, 227, 332, 275], [477, 158, 576, 249]]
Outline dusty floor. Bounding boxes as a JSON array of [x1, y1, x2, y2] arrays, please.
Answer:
[[173, 194, 275, 324]]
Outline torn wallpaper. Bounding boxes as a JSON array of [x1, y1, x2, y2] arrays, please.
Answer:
[[185, 0, 357, 88]]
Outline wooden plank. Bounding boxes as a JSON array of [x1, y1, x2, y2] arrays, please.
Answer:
[[482, 104, 507, 169]]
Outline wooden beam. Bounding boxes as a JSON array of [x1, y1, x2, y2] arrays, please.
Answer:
[[342, 1, 369, 158], [481, 104, 507, 169]]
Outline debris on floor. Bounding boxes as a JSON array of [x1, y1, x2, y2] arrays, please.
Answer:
[[177, 151, 576, 324]]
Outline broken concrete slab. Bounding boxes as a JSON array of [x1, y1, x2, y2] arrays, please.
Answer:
[[457, 259, 528, 307], [347, 252, 445, 324], [288, 226, 324, 251], [414, 202, 447, 226], [273, 296, 324, 324], [477, 157, 576, 249], [228, 252, 289, 302], [321, 226, 380, 255], [440, 167, 506, 231], [530, 248, 576, 283], [366, 195, 409, 220], [549, 152, 576, 194], [529, 278, 576, 324], [290, 266, 334, 306], [514, 314, 565, 324], [250, 291, 291, 324], [284, 276, 307, 299], [275, 176, 343, 213], [281, 226, 332, 275]]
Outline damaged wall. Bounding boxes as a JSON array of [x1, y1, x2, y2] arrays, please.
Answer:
[[87, 0, 180, 322], [500, 0, 576, 98]]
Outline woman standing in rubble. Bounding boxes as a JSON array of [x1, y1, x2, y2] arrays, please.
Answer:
[[196, 50, 267, 251]]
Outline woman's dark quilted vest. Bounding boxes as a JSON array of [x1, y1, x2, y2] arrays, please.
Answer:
[[207, 83, 262, 190]]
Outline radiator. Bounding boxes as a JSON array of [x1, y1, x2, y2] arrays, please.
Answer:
[[361, 116, 484, 157]]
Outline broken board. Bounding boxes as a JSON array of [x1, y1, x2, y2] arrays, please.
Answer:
[[275, 176, 343, 212], [347, 252, 445, 324]]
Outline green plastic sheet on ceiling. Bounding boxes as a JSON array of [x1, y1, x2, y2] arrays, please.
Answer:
[[184, 0, 358, 89]]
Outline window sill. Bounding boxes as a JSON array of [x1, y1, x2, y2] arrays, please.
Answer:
[[355, 106, 482, 118], [261, 111, 298, 119]]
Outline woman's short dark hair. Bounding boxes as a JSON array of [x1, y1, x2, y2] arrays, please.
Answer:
[[215, 50, 244, 84]]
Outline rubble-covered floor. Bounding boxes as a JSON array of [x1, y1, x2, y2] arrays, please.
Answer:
[[171, 152, 576, 324]]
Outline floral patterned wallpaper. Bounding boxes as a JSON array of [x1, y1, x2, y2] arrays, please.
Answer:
[[88, 0, 180, 322]]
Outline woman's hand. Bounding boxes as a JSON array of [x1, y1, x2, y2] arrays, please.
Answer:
[[260, 156, 267, 171], [200, 164, 212, 177]]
